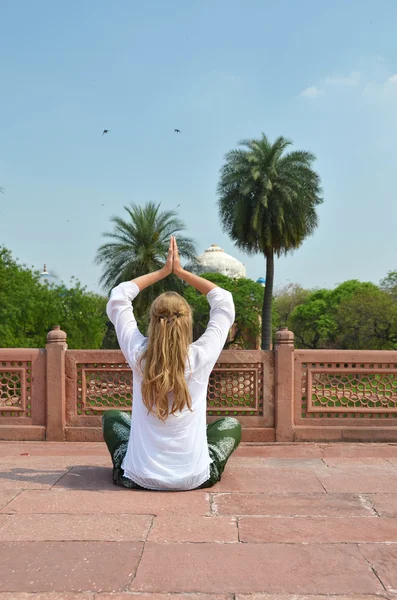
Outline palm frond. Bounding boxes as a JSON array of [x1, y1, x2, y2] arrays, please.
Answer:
[[95, 202, 197, 293], [218, 134, 323, 257]]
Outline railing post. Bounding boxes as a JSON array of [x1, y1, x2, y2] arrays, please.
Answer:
[[46, 326, 67, 441], [274, 327, 295, 442]]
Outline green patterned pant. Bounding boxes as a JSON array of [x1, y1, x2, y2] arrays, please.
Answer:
[[102, 410, 242, 490]]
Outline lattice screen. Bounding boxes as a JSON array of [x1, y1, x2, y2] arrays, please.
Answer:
[[77, 363, 132, 415], [76, 361, 263, 417], [207, 362, 263, 416], [301, 361, 397, 419], [0, 361, 31, 418]]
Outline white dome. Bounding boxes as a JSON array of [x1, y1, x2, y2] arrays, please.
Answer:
[[189, 244, 246, 278]]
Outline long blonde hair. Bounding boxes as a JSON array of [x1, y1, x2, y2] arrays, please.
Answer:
[[140, 291, 193, 421]]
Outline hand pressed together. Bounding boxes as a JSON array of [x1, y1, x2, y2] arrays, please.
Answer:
[[131, 236, 217, 295], [161, 236, 183, 278], [161, 237, 174, 276]]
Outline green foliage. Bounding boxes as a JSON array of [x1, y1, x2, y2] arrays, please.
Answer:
[[288, 279, 397, 350], [0, 246, 107, 349], [184, 273, 263, 349], [50, 283, 107, 349], [334, 286, 397, 349], [380, 270, 397, 301], [273, 283, 310, 329], [218, 134, 323, 349], [95, 202, 197, 318], [288, 288, 338, 348]]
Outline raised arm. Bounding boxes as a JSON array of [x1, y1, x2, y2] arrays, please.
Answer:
[[106, 281, 145, 366], [172, 236, 218, 295], [106, 238, 174, 365], [172, 237, 235, 370], [192, 286, 235, 370]]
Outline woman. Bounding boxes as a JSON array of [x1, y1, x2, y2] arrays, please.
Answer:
[[103, 236, 241, 491]]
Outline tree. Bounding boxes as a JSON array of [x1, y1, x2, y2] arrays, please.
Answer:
[[184, 273, 263, 349], [335, 286, 397, 349], [288, 288, 337, 348], [288, 280, 385, 349], [218, 134, 322, 349], [0, 247, 53, 347], [273, 283, 310, 329], [48, 283, 107, 349], [95, 202, 197, 317], [380, 270, 397, 301], [0, 246, 107, 349]]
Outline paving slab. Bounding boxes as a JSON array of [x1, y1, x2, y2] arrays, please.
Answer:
[[227, 456, 268, 467], [214, 467, 325, 493], [0, 595, 385, 600], [321, 444, 397, 458], [236, 595, 389, 600], [0, 513, 152, 541], [234, 444, 324, 458], [0, 456, 110, 468], [322, 457, 391, 467], [212, 492, 375, 517], [0, 594, 94, 600], [261, 458, 325, 468], [229, 457, 324, 468], [0, 442, 107, 458], [1, 489, 211, 515], [131, 542, 382, 594], [1, 441, 396, 598], [0, 491, 18, 510], [148, 516, 238, 543], [316, 466, 397, 493], [0, 466, 69, 490], [366, 493, 397, 517], [359, 543, 397, 594], [97, 595, 231, 600], [0, 514, 8, 528], [0, 541, 143, 593], [52, 466, 118, 491], [239, 516, 397, 543]]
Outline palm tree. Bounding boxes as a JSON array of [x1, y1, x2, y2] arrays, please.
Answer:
[[218, 134, 323, 350], [95, 202, 197, 317]]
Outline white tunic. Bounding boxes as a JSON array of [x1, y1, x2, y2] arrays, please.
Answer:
[[106, 282, 235, 491]]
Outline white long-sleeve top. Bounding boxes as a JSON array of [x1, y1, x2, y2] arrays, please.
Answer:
[[106, 281, 235, 491]]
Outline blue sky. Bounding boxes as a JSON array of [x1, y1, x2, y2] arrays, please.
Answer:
[[1, 0, 397, 294]]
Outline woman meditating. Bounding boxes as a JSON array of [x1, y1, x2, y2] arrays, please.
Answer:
[[103, 236, 241, 491]]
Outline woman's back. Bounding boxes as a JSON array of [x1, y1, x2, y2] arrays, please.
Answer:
[[106, 282, 235, 490]]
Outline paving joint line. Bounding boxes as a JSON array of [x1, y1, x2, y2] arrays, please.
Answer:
[[0, 488, 22, 511], [123, 515, 156, 592], [356, 542, 389, 594], [236, 516, 241, 543], [361, 494, 381, 517], [208, 493, 218, 515], [313, 469, 328, 493], [48, 464, 75, 489]]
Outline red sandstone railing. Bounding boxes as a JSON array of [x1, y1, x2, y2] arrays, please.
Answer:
[[1, 326, 397, 442], [0, 348, 46, 440], [64, 348, 273, 442], [275, 328, 397, 442]]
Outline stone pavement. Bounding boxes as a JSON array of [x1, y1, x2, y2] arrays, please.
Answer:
[[1, 442, 397, 599]]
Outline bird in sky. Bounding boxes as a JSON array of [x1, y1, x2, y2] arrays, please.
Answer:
[[174, 129, 180, 133], [102, 129, 109, 136]]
